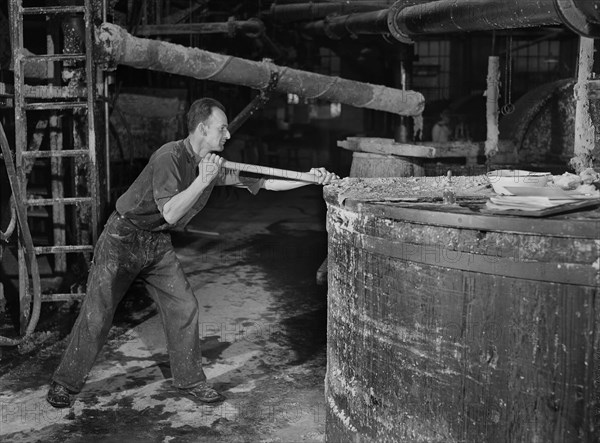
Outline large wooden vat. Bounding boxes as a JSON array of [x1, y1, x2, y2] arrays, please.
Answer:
[[324, 179, 600, 442]]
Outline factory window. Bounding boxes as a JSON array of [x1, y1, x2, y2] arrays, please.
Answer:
[[513, 40, 560, 73], [509, 39, 562, 98], [412, 40, 451, 102], [318, 47, 340, 76], [287, 93, 300, 104]]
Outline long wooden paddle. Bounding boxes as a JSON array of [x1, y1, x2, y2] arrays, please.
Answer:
[[223, 160, 323, 184]]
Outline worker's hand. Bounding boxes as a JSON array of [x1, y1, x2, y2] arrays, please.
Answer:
[[199, 153, 224, 180], [310, 167, 340, 185]]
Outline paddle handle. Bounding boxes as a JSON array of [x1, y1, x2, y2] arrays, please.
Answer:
[[223, 160, 321, 184]]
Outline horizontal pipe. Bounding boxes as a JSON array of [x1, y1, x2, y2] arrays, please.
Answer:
[[389, 0, 600, 41], [301, 0, 600, 42], [96, 23, 425, 116], [393, 0, 561, 36], [271, 0, 327, 4], [303, 9, 389, 39], [270, 2, 389, 23], [268, 0, 362, 5], [134, 19, 264, 37]]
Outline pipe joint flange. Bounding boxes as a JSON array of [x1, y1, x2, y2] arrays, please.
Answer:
[[554, 0, 600, 38], [244, 18, 265, 38], [387, 0, 420, 44]]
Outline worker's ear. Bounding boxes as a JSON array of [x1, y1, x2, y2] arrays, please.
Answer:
[[197, 122, 207, 136]]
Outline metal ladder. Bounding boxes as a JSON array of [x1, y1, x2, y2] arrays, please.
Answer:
[[10, 0, 100, 334]]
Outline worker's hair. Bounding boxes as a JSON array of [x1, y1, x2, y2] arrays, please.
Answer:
[[187, 98, 226, 133]]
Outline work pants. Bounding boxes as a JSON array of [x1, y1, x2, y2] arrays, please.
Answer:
[[53, 211, 206, 392]]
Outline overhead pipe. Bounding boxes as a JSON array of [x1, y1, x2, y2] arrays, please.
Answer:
[[272, 0, 323, 4], [269, 2, 390, 23], [95, 23, 425, 116], [269, 0, 341, 5], [301, 0, 600, 42], [388, 0, 600, 42], [303, 9, 390, 39], [134, 18, 265, 37]]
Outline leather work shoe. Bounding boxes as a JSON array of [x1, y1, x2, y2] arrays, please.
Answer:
[[178, 382, 224, 404], [46, 381, 75, 409]]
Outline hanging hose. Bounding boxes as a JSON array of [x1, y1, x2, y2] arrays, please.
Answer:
[[0, 121, 42, 346]]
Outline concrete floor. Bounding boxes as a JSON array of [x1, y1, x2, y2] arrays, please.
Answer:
[[0, 185, 330, 443]]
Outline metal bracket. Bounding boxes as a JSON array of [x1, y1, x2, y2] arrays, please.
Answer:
[[228, 70, 280, 135]]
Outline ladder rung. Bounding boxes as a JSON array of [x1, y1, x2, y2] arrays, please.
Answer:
[[27, 197, 93, 206], [23, 54, 86, 62], [0, 83, 87, 99], [24, 85, 87, 99], [23, 101, 88, 110], [35, 245, 94, 254], [22, 149, 90, 159], [42, 293, 84, 302], [21, 6, 86, 15]]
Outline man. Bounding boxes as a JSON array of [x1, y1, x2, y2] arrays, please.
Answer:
[[431, 109, 452, 143], [47, 97, 338, 408]]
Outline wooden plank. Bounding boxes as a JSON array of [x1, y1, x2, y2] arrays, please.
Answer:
[[338, 137, 480, 160], [339, 137, 436, 158], [482, 197, 600, 218], [23, 85, 87, 99]]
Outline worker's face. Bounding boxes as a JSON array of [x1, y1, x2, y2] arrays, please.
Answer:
[[201, 108, 230, 152]]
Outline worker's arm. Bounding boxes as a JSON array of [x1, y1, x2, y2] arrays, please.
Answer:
[[162, 154, 223, 225], [263, 168, 339, 191], [262, 179, 310, 191]]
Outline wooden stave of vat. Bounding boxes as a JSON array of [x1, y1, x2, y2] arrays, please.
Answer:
[[324, 188, 600, 443]]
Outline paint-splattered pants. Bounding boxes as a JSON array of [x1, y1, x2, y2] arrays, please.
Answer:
[[53, 211, 206, 393]]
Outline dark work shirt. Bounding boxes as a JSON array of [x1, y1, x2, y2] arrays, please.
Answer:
[[116, 139, 263, 231]]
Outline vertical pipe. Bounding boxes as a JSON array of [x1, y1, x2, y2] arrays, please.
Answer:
[[570, 37, 595, 173], [84, 0, 98, 243], [484, 56, 500, 160], [103, 0, 110, 203]]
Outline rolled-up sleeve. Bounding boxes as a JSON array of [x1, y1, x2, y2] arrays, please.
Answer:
[[152, 152, 182, 213], [238, 173, 265, 195], [216, 169, 264, 195]]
